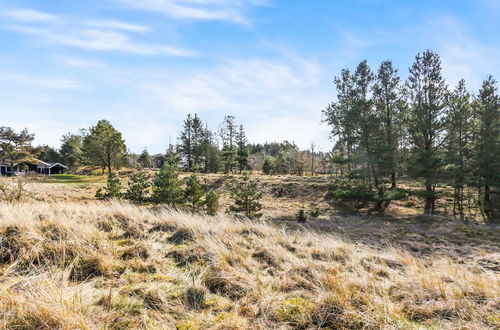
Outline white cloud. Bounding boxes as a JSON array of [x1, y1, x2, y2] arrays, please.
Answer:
[[116, 0, 268, 24], [1, 9, 61, 23], [124, 56, 331, 150], [85, 20, 151, 33], [1, 73, 82, 90], [415, 15, 500, 90], [3, 23, 196, 57]]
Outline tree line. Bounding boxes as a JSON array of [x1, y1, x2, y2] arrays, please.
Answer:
[[1, 49, 497, 222], [322, 50, 499, 221]]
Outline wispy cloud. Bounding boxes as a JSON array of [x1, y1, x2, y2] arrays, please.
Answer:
[[1, 8, 61, 23], [1, 73, 82, 90], [84, 20, 151, 33], [116, 0, 268, 24], [1, 8, 196, 57], [417, 15, 500, 89]]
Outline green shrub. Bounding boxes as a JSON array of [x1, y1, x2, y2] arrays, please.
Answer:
[[151, 155, 184, 205], [96, 172, 122, 200], [263, 157, 273, 175], [124, 169, 150, 203], [328, 179, 374, 202], [184, 173, 204, 211], [230, 172, 262, 219], [296, 208, 307, 223], [204, 191, 220, 216], [309, 207, 320, 218]]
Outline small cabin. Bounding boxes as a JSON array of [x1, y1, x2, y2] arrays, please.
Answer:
[[0, 159, 68, 176]]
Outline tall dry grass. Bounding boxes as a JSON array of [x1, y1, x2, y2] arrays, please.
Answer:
[[0, 201, 498, 329]]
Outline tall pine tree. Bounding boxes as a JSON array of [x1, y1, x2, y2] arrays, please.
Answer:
[[406, 50, 448, 214]]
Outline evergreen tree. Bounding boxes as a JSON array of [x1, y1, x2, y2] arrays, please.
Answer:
[[39, 146, 61, 163], [352, 60, 381, 195], [0, 127, 38, 171], [406, 50, 448, 214], [219, 116, 238, 173], [184, 173, 204, 211], [205, 190, 220, 216], [179, 114, 194, 172], [138, 148, 153, 168], [230, 172, 263, 219], [179, 114, 205, 172], [446, 79, 473, 221], [200, 126, 220, 173], [151, 154, 184, 205], [475, 76, 500, 222], [322, 68, 357, 172], [236, 125, 250, 172], [125, 169, 151, 203], [373, 60, 402, 189], [262, 156, 273, 174], [96, 172, 122, 200], [60, 132, 84, 169], [83, 120, 126, 174]]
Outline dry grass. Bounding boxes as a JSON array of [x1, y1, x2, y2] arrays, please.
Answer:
[[1, 200, 499, 329]]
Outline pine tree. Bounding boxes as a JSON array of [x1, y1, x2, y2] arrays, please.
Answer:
[[406, 50, 448, 214], [179, 114, 194, 172], [322, 68, 356, 172], [475, 76, 499, 222], [125, 169, 151, 203], [352, 60, 382, 195], [373, 60, 402, 189], [96, 172, 122, 200], [219, 116, 238, 173], [446, 79, 473, 221], [236, 125, 250, 173], [230, 172, 263, 219], [262, 156, 273, 174], [138, 148, 153, 168], [184, 173, 204, 211], [152, 154, 184, 205], [204, 190, 220, 216], [83, 120, 126, 174]]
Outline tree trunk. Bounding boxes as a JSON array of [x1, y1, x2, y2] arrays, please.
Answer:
[[424, 180, 433, 214]]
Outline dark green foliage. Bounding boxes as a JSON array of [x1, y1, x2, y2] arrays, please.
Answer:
[[151, 154, 184, 205], [230, 173, 263, 219], [83, 120, 126, 174], [296, 208, 307, 223], [59, 132, 84, 169], [219, 116, 238, 173], [0, 127, 38, 170], [263, 156, 273, 174], [445, 79, 473, 221], [125, 169, 151, 203], [328, 179, 375, 202], [406, 50, 448, 214], [184, 173, 204, 211], [475, 76, 500, 222], [178, 114, 205, 172], [137, 148, 154, 168], [309, 207, 321, 218], [39, 146, 61, 163], [236, 125, 250, 173], [96, 172, 123, 200], [204, 190, 220, 216]]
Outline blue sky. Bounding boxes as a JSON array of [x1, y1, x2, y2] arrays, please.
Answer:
[[0, 0, 499, 153]]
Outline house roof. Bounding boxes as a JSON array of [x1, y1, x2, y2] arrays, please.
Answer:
[[0, 158, 67, 168]]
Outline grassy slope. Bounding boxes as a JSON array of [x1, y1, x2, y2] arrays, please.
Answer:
[[0, 201, 498, 329], [39, 174, 107, 184]]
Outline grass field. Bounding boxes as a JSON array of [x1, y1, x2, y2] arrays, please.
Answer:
[[0, 174, 498, 329], [39, 174, 107, 184]]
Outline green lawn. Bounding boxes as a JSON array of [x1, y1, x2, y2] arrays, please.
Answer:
[[40, 174, 106, 184]]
